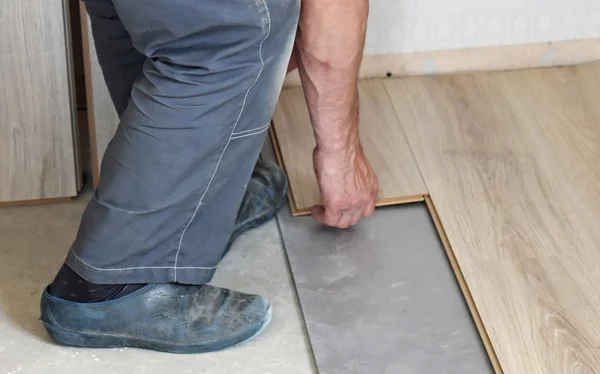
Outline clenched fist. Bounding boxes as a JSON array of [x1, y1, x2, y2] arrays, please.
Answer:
[[311, 143, 379, 229]]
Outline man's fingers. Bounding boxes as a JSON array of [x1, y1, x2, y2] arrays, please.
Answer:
[[350, 209, 364, 226], [310, 205, 327, 224], [364, 201, 376, 217], [311, 205, 342, 227], [313, 200, 377, 228], [337, 212, 355, 229], [312, 205, 355, 228]]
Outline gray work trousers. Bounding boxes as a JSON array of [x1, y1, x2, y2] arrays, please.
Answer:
[[66, 0, 300, 284]]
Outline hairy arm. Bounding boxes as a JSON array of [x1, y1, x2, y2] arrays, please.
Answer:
[[291, 0, 378, 228], [295, 0, 367, 152]]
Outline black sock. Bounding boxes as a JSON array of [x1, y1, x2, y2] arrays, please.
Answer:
[[48, 263, 147, 303]]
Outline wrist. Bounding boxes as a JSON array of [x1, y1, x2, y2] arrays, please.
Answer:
[[315, 129, 359, 151], [314, 133, 362, 163], [313, 108, 360, 155]]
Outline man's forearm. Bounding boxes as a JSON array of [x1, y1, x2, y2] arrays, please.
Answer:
[[295, 0, 369, 154]]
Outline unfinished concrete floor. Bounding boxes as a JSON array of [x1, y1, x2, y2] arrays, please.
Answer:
[[0, 189, 315, 374]]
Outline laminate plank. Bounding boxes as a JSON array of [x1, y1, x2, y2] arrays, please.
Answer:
[[384, 65, 600, 374], [0, 0, 77, 202], [271, 79, 427, 214]]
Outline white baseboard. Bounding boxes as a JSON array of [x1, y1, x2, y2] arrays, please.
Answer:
[[283, 38, 600, 87]]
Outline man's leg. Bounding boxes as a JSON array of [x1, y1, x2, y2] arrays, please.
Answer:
[[41, 0, 300, 352], [70, 0, 297, 283], [84, 0, 145, 117], [83, 0, 289, 258]]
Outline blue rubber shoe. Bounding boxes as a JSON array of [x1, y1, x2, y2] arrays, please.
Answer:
[[223, 158, 288, 258], [40, 284, 272, 353]]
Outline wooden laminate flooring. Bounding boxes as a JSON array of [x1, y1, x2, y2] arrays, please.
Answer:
[[271, 64, 600, 373], [271, 80, 427, 215], [384, 65, 600, 374]]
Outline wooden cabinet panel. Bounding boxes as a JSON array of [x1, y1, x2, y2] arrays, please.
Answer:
[[0, 0, 77, 203]]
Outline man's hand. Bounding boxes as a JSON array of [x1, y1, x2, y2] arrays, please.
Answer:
[[311, 144, 378, 228], [285, 45, 378, 228]]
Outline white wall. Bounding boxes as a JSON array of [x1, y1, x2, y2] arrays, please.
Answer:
[[364, 0, 600, 55]]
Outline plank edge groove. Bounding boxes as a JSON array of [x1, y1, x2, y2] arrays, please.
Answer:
[[425, 196, 504, 374], [381, 81, 429, 188]]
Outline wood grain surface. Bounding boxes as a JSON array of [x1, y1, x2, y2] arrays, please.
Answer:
[[271, 80, 427, 215], [0, 0, 77, 202], [385, 65, 600, 374]]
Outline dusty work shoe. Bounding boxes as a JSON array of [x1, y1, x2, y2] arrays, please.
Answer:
[[40, 284, 272, 353], [223, 158, 288, 257]]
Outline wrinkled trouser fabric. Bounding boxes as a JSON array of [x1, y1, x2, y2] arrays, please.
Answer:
[[66, 0, 300, 284]]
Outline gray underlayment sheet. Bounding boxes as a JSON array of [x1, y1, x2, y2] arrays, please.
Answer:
[[276, 202, 493, 374]]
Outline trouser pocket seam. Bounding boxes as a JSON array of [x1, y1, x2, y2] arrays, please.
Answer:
[[230, 122, 270, 139]]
